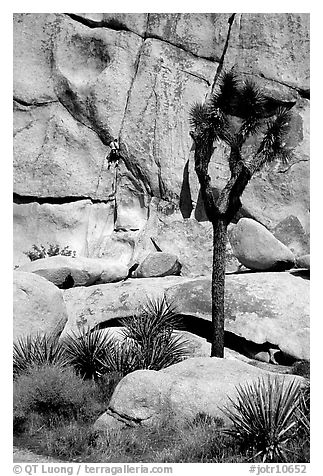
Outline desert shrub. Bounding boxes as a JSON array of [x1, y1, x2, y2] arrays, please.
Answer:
[[291, 360, 310, 379], [296, 382, 310, 436], [191, 412, 224, 428], [24, 243, 76, 261], [42, 423, 104, 460], [87, 412, 241, 463], [13, 364, 104, 432], [221, 376, 304, 462], [13, 333, 67, 378]]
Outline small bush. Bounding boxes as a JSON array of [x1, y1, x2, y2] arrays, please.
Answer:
[[291, 360, 310, 379], [296, 382, 310, 436], [221, 376, 303, 462], [13, 364, 104, 432], [24, 243, 76, 261], [42, 423, 104, 460]]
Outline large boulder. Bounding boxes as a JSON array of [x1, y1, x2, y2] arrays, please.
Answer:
[[62, 272, 309, 361], [166, 272, 309, 361], [19, 255, 128, 288], [229, 218, 295, 271], [132, 252, 181, 278], [96, 357, 303, 429], [13, 271, 68, 340], [61, 276, 189, 336]]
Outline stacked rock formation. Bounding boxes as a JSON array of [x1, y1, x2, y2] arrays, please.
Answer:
[[14, 13, 309, 274]]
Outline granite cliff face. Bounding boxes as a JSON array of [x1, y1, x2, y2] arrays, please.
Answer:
[[13, 13, 310, 271]]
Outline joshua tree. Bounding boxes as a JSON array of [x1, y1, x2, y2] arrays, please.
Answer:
[[189, 70, 295, 357]]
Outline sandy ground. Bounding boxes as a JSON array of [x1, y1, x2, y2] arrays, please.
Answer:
[[13, 446, 63, 463]]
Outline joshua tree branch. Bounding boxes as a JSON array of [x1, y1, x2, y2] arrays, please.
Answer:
[[191, 133, 221, 220], [217, 156, 253, 220]]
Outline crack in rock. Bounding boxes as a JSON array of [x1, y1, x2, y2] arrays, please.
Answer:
[[277, 159, 310, 174], [118, 39, 145, 136], [151, 78, 166, 199], [106, 406, 153, 426], [210, 13, 236, 95], [66, 12, 222, 63], [14, 97, 58, 108], [65, 13, 132, 32], [179, 68, 211, 86], [242, 71, 310, 99], [13, 192, 115, 205]]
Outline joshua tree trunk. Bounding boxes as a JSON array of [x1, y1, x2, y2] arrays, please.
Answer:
[[211, 217, 227, 357]]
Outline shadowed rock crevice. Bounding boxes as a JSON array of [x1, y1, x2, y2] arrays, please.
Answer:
[[255, 73, 310, 99], [13, 192, 115, 205], [92, 314, 298, 366], [14, 97, 58, 108], [65, 13, 131, 32], [179, 160, 193, 219]]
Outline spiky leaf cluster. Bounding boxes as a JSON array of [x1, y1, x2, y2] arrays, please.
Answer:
[[222, 376, 303, 463], [190, 69, 295, 170], [118, 295, 189, 371], [13, 333, 67, 378], [257, 107, 293, 166], [63, 327, 114, 380]]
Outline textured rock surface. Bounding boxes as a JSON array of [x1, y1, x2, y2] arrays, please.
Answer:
[[13, 13, 310, 275], [13, 271, 68, 340], [19, 255, 128, 287], [97, 358, 303, 429], [273, 216, 310, 257], [296, 254, 310, 270], [229, 218, 295, 271], [133, 252, 181, 278], [13, 200, 116, 267], [62, 272, 309, 360], [61, 276, 189, 336]]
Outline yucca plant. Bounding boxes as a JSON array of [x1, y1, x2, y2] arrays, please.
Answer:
[[62, 327, 115, 380], [13, 332, 66, 378], [118, 295, 190, 371], [100, 339, 139, 375], [221, 376, 302, 462]]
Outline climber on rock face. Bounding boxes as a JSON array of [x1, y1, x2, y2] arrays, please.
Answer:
[[107, 139, 120, 169]]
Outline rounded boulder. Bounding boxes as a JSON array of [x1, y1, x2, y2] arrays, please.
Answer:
[[229, 218, 295, 271], [13, 271, 68, 340]]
